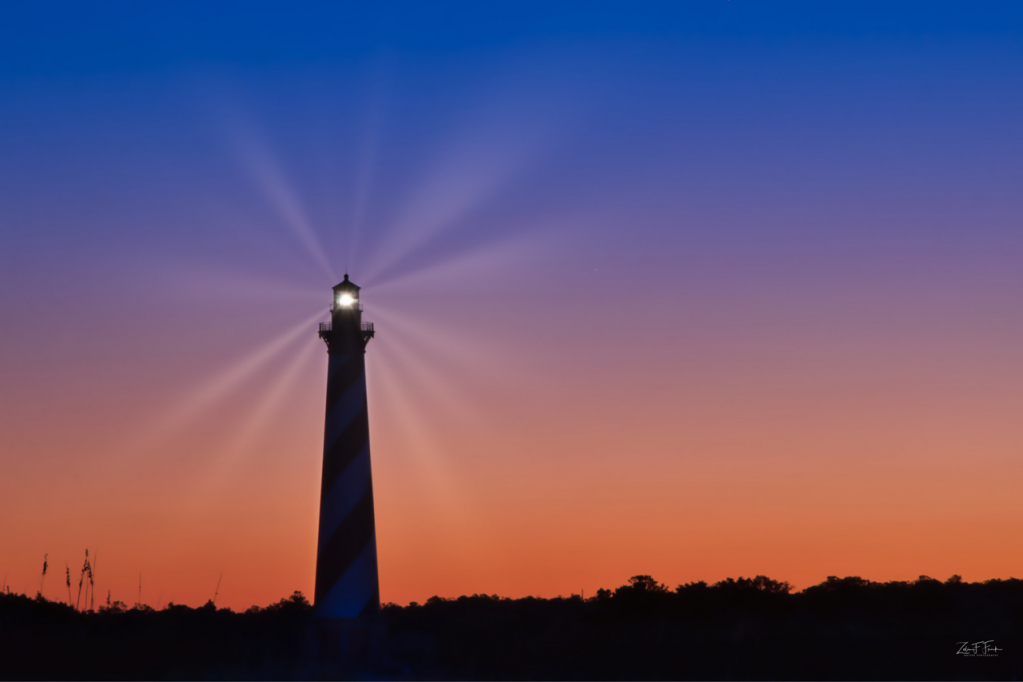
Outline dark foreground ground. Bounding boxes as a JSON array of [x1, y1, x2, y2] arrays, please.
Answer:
[[1, 575, 1021, 680]]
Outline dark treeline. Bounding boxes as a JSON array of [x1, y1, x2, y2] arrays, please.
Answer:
[[1, 574, 1021, 679]]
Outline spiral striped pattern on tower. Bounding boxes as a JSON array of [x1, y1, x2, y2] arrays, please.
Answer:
[[314, 350, 380, 618]]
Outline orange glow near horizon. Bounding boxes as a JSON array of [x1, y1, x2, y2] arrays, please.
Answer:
[[3, 274, 1022, 612]]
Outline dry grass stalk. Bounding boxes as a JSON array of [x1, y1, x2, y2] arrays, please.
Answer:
[[75, 549, 89, 612], [88, 552, 96, 612], [40, 554, 48, 596], [65, 563, 71, 605]]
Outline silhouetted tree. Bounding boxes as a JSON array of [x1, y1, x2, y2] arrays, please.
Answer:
[[3, 575, 1023, 679]]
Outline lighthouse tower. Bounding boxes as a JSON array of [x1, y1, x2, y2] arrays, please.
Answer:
[[314, 274, 380, 618]]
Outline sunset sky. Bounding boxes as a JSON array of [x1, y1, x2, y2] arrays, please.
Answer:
[[2, 2, 1023, 611]]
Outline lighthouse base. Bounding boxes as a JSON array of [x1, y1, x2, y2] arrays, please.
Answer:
[[304, 616, 385, 672]]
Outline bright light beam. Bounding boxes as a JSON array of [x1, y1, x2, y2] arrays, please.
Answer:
[[225, 117, 337, 282], [369, 304, 512, 389], [192, 334, 323, 489], [111, 308, 326, 467], [369, 332, 469, 522], [345, 72, 389, 274], [167, 266, 324, 305], [366, 229, 556, 295], [361, 115, 544, 284]]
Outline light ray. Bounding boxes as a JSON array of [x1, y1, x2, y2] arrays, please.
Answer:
[[368, 304, 512, 388], [224, 117, 336, 282], [369, 334, 469, 522], [152, 310, 322, 436], [373, 324, 484, 430], [112, 308, 325, 464], [221, 335, 321, 462], [361, 116, 544, 283], [167, 266, 324, 305], [346, 71, 390, 275], [192, 335, 323, 490], [365, 300, 528, 526], [366, 229, 556, 295]]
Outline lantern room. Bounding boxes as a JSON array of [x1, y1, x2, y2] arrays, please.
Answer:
[[331, 274, 361, 312]]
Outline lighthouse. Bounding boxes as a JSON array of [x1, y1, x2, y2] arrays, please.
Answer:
[[314, 274, 380, 618]]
